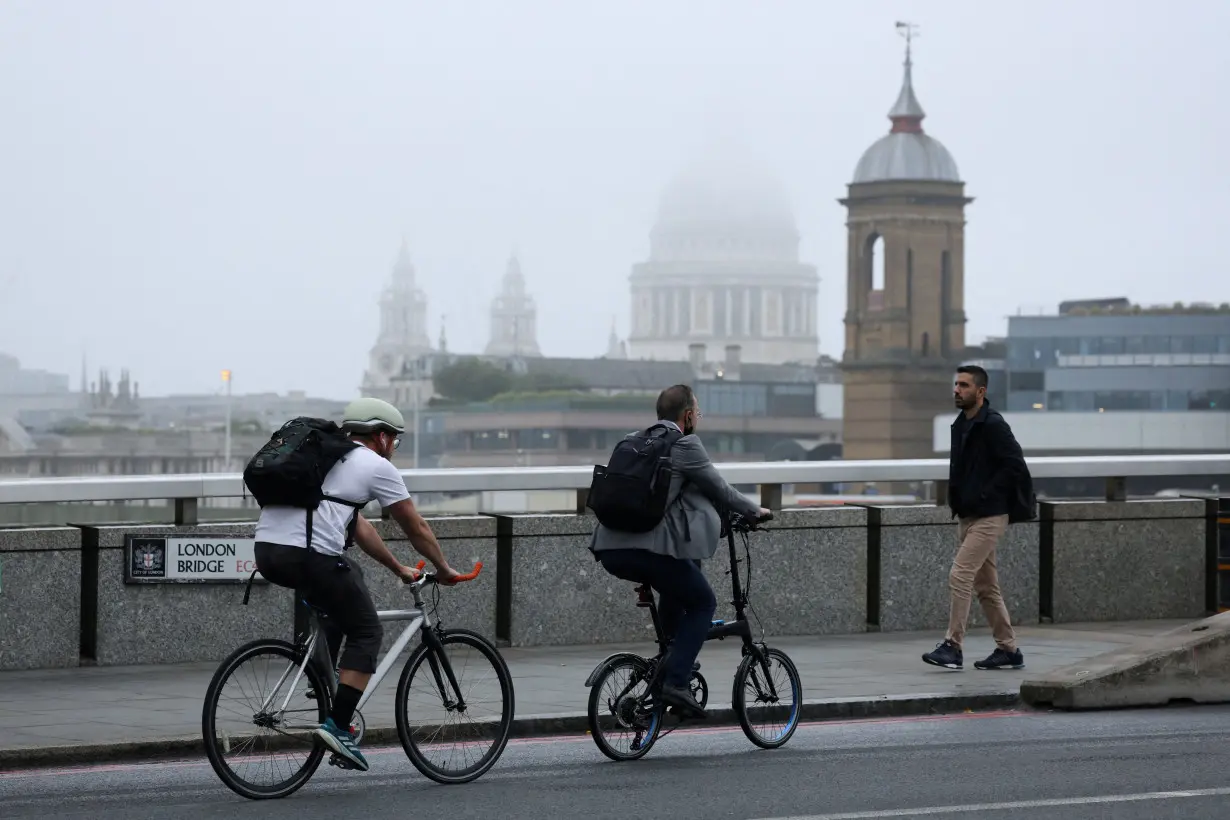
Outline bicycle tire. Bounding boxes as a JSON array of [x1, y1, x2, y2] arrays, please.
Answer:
[[202, 639, 330, 800], [587, 655, 662, 762], [732, 646, 802, 750], [394, 628, 515, 785], [690, 670, 709, 711]]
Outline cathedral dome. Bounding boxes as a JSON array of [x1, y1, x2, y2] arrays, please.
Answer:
[[851, 41, 960, 184], [649, 158, 800, 262]]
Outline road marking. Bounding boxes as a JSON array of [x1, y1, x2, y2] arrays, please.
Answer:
[[750, 786, 1230, 819]]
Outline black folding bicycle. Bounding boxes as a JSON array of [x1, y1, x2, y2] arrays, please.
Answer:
[[584, 511, 802, 760]]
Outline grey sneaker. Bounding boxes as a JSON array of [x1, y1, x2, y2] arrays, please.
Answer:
[[315, 717, 369, 771]]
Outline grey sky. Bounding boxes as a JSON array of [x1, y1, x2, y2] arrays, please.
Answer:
[[1, 0, 1226, 399]]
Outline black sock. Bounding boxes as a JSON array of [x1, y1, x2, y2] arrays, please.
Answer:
[[330, 683, 363, 730]]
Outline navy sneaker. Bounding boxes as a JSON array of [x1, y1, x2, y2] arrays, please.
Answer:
[[314, 717, 369, 771], [922, 639, 963, 670], [975, 647, 1025, 670]]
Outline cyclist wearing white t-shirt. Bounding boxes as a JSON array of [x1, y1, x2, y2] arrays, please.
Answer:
[[253, 397, 462, 772]]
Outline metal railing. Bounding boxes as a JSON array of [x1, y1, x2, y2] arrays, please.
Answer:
[[1, 454, 1227, 525]]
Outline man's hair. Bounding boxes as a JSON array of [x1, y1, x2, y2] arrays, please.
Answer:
[[956, 365, 989, 389], [656, 384, 695, 422]]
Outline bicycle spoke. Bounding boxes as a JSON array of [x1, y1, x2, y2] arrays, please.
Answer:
[[396, 630, 514, 784], [203, 641, 329, 800]]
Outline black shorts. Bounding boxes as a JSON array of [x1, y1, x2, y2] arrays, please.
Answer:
[[254, 541, 383, 674]]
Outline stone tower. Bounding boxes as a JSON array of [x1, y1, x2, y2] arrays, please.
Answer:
[[360, 239, 433, 399], [839, 23, 972, 462], [485, 253, 542, 358]]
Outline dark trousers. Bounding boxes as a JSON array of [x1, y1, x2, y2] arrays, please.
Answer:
[[255, 542, 384, 674], [598, 548, 715, 688]]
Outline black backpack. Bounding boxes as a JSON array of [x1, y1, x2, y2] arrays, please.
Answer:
[[1008, 464, 1038, 524], [243, 417, 366, 550], [586, 423, 684, 533]]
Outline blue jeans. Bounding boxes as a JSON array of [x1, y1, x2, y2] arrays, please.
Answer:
[[598, 549, 716, 688]]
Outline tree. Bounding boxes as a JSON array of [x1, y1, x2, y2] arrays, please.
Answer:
[[431, 358, 590, 403], [432, 357, 515, 403], [516, 370, 588, 392]]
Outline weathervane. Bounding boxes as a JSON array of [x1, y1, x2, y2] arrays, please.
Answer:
[[895, 20, 919, 64]]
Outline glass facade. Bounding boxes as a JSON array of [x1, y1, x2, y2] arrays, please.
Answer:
[[1008, 333, 1230, 365], [695, 381, 816, 418], [1046, 389, 1227, 412], [1005, 318, 1230, 413]]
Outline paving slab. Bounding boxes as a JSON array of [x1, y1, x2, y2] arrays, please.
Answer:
[[0, 619, 1190, 768]]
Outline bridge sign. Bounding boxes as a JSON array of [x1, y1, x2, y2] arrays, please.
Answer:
[[124, 535, 266, 585]]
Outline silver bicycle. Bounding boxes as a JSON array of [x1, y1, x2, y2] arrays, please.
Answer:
[[202, 561, 514, 800]]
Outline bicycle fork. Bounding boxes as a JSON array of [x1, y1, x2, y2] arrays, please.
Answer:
[[420, 628, 467, 712], [742, 645, 784, 706]]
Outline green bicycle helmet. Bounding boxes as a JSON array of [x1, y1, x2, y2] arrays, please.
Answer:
[[341, 396, 406, 436]]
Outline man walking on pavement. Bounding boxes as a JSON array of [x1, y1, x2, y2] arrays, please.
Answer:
[[923, 364, 1033, 672]]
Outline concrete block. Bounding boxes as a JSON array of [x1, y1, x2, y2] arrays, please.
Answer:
[[871, 505, 1039, 634], [0, 528, 81, 670], [700, 507, 867, 638], [1045, 500, 1206, 623], [86, 515, 498, 665], [502, 513, 633, 647], [89, 522, 281, 666], [1020, 611, 1230, 710], [367, 515, 498, 648], [505, 509, 867, 647]]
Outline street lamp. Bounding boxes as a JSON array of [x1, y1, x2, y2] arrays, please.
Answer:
[[221, 369, 232, 471]]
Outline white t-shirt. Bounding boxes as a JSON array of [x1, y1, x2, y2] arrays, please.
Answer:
[[254, 445, 411, 556]]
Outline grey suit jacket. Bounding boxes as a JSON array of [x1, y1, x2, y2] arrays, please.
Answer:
[[588, 425, 762, 562]]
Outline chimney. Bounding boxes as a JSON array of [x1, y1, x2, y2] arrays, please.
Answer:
[[688, 342, 706, 372], [723, 344, 742, 380]]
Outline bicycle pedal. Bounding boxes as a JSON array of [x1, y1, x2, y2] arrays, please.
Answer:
[[327, 753, 362, 771]]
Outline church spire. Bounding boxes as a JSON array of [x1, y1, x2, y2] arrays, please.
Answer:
[[888, 21, 926, 134], [393, 237, 415, 285], [503, 251, 525, 296], [606, 315, 626, 359], [484, 251, 541, 358]]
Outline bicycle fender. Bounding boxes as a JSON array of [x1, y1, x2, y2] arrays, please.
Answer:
[[583, 652, 645, 687]]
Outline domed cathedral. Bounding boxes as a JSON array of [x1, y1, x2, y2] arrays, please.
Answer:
[[627, 157, 820, 367], [839, 22, 971, 462], [484, 253, 542, 358], [360, 239, 435, 401]]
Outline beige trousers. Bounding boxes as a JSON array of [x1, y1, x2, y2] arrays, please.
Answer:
[[945, 514, 1016, 652]]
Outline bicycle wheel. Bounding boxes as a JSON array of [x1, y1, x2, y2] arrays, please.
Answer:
[[202, 639, 330, 800], [394, 627, 515, 785], [690, 669, 709, 710], [732, 646, 802, 750], [587, 655, 663, 761]]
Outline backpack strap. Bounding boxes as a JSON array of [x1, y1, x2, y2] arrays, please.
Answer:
[[651, 424, 692, 541], [321, 494, 367, 551]]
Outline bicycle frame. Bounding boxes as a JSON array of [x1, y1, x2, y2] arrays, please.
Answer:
[[636, 516, 769, 665], [256, 567, 463, 720]]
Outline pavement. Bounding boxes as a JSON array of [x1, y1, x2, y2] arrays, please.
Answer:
[[0, 618, 1191, 770], [5, 705, 1230, 818]]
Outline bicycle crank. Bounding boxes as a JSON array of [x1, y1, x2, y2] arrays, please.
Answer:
[[349, 708, 366, 744]]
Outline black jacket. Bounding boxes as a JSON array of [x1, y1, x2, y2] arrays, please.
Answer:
[[948, 400, 1032, 520]]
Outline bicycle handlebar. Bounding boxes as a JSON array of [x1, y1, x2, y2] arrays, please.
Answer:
[[406, 560, 484, 586], [729, 511, 774, 533]]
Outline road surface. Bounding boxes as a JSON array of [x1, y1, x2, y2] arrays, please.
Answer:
[[4, 706, 1230, 819]]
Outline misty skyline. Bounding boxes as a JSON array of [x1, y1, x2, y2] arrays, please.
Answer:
[[1, 0, 1226, 400]]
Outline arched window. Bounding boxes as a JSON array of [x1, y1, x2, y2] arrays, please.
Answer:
[[865, 233, 886, 311]]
